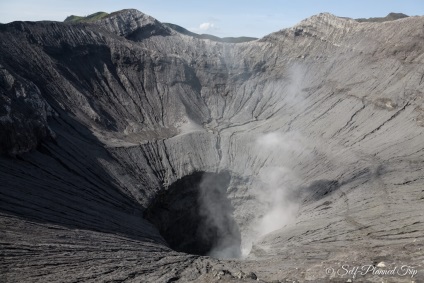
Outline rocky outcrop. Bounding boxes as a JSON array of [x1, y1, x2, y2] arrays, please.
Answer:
[[0, 65, 55, 155], [0, 9, 423, 283]]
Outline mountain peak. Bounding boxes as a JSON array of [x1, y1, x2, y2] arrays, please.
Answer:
[[90, 9, 171, 40], [296, 12, 355, 28]]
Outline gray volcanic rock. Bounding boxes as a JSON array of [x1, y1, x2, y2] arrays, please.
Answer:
[[0, 65, 55, 155], [95, 9, 172, 39], [1, 9, 423, 283]]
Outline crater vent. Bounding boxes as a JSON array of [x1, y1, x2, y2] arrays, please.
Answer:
[[145, 171, 242, 259]]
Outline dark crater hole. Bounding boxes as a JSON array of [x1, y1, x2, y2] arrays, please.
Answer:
[[145, 171, 242, 259]]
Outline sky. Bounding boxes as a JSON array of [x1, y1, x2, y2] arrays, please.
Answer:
[[1, 0, 423, 38]]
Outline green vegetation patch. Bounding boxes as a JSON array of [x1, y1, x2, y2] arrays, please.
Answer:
[[64, 12, 109, 23]]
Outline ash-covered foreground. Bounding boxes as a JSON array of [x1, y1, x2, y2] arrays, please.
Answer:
[[0, 9, 423, 283]]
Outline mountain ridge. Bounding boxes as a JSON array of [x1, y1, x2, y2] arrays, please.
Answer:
[[355, 12, 409, 23], [64, 9, 257, 43]]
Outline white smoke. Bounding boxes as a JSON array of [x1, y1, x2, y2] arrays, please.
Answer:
[[240, 65, 312, 255], [195, 63, 311, 259], [237, 131, 307, 257], [255, 166, 299, 237]]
